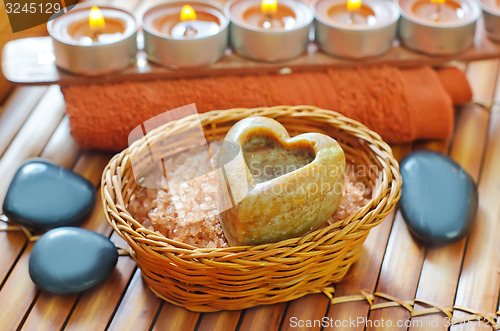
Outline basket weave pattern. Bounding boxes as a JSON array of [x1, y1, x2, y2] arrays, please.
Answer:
[[101, 106, 402, 312]]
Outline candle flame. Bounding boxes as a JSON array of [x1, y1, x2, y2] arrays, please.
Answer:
[[347, 0, 362, 11], [89, 6, 105, 31], [431, 0, 445, 3], [180, 5, 197, 21], [261, 0, 278, 15]]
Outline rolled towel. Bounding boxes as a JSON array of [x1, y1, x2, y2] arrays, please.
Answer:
[[61, 65, 472, 151]]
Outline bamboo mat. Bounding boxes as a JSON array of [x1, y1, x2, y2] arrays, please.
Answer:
[[0, 0, 500, 329], [0, 59, 498, 330]]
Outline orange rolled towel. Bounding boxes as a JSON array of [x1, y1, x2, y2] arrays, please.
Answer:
[[61, 65, 472, 151]]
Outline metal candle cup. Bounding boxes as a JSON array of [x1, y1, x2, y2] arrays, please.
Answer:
[[315, 0, 400, 59], [226, 0, 314, 62], [143, 1, 229, 69], [47, 6, 137, 76], [399, 0, 481, 55], [482, 0, 500, 42]]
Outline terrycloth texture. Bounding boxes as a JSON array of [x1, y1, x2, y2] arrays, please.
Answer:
[[401, 67, 455, 141], [436, 66, 474, 105], [62, 66, 472, 151]]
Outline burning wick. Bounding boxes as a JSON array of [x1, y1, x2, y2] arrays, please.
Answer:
[[261, 0, 278, 29], [180, 5, 198, 37], [431, 0, 446, 21], [183, 25, 198, 37], [89, 6, 105, 42], [346, 0, 362, 25]]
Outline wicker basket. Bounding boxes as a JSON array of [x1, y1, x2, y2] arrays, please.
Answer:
[[101, 105, 402, 312]]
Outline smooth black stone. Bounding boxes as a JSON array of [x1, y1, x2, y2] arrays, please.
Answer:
[[399, 151, 478, 245], [29, 227, 118, 294], [3, 159, 96, 229]]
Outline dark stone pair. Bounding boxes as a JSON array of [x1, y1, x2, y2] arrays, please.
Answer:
[[3, 159, 118, 294]]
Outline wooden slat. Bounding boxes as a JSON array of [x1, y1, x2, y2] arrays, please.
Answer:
[[364, 211, 425, 330], [107, 269, 162, 331], [21, 293, 77, 331], [0, 227, 27, 288], [39, 116, 80, 167], [71, 153, 112, 192], [0, 242, 37, 331], [63, 233, 136, 330], [448, 106, 491, 181], [197, 310, 242, 331], [152, 303, 200, 331], [0, 85, 65, 206], [238, 303, 287, 331], [466, 60, 500, 107], [450, 88, 500, 331], [281, 294, 329, 331], [0, 86, 48, 156]]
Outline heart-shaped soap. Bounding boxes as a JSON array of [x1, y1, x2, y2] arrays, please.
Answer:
[[3, 159, 96, 229], [217, 117, 346, 246], [29, 227, 118, 294]]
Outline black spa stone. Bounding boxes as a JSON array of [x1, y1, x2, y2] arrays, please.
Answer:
[[29, 227, 118, 294], [3, 159, 96, 229], [399, 151, 478, 245]]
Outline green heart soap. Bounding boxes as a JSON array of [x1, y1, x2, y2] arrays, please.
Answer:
[[3, 159, 96, 229], [217, 117, 346, 246]]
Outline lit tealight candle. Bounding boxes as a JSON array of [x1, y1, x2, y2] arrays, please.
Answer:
[[314, 0, 400, 59], [242, 0, 296, 29], [47, 6, 138, 75], [331, 0, 377, 26], [481, 0, 500, 42], [226, 0, 314, 61], [143, 1, 229, 68], [411, 0, 465, 23], [399, 0, 481, 55]]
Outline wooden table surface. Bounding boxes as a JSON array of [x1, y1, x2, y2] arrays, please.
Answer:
[[0, 62, 498, 331], [1, 1, 500, 331]]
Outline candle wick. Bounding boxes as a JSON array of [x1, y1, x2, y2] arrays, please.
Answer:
[[262, 13, 274, 29], [183, 24, 198, 37], [435, 4, 442, 21], [91, 29, 103, 43]]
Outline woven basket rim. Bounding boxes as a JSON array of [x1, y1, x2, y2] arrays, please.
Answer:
[[101, 105, 401, 257]]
